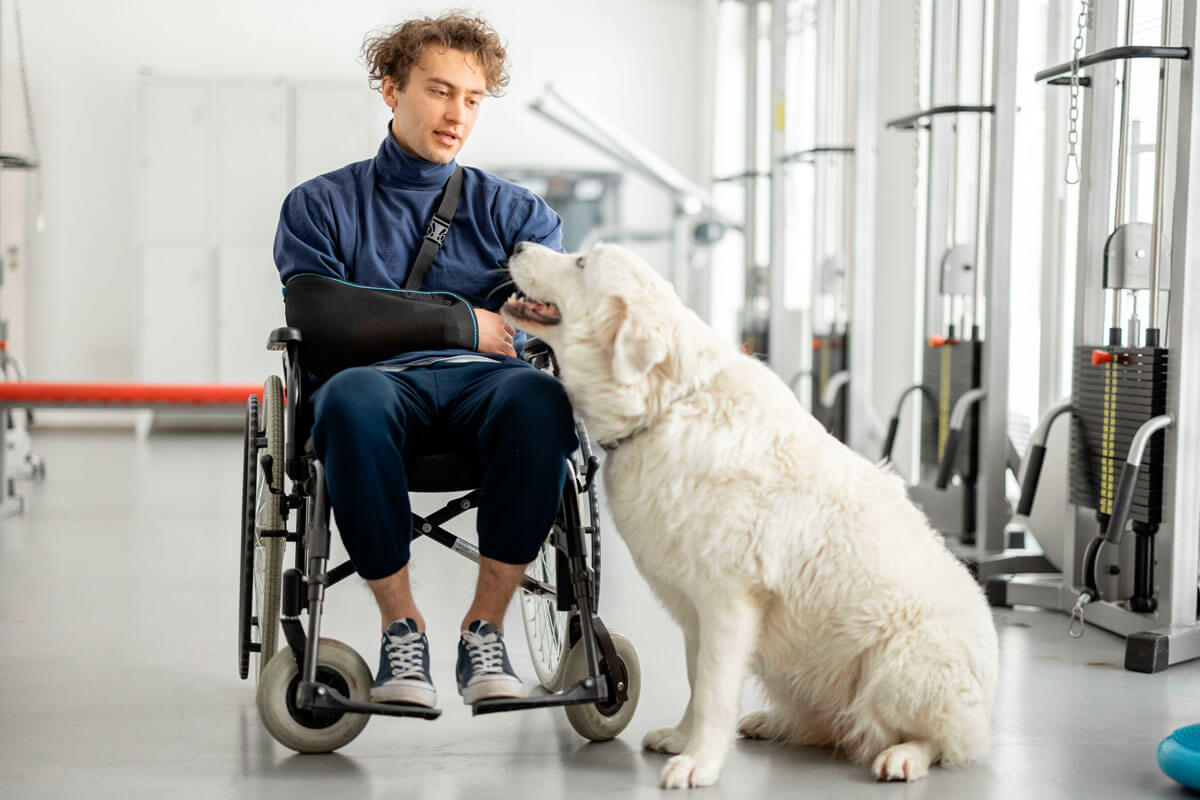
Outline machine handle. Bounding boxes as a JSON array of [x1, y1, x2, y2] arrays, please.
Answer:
[[1016, 444, 1046, 516], [935, 428, 962, 489], [934, 388, 986, 490], [1015, 399, 1073, 516], [881, 418, 900, 462], [1103, 414, 1173, 545], [1034, 45, 1190, 84]]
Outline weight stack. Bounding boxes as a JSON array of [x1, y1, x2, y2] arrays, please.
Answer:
[[1068, 346, 1168, 524], [812, 331, 848, 442], [920, 338, 983, 480]]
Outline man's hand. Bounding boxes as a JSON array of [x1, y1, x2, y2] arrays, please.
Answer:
[[474, 308, 516, 357]]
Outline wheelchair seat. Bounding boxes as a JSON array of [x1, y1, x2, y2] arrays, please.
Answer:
[[302, 436, 484, 493]]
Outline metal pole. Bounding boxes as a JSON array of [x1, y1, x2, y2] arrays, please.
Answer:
[[841, 0, 857, 329], [848, 0, 878, 455], [925, 0, 959, 338], [1112, 0, 1136, 334], [768, 0, 787, 373], [977, 0, 1018, 554], [1148, 0, 1173, 339], [744, 0, 759, 345], [972, 0, 991, 333], [1166, 0, 1199, 629]]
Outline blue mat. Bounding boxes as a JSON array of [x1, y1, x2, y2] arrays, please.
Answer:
[[1160, 724, 1200, 791]]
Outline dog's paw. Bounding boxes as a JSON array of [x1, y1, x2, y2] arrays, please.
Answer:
[[660, 754, 723, 789], [643, 726, 688, 754], [737, 711, 780, 740], [872, 742, 933, 782]]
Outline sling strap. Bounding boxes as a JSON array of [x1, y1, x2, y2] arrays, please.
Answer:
[[403, 165, 464, 290]]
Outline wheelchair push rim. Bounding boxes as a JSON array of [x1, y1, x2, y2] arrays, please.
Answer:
[[238, 376, 287, 682], [520, 445, 596, 692]]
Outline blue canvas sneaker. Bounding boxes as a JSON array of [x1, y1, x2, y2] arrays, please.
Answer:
[[370, 618, 437, 707], [456, 620, 525, 704]]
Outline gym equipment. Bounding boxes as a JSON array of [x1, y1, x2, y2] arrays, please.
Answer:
[[989, 0, 1200, 673], [882, 0, 1050, 580]]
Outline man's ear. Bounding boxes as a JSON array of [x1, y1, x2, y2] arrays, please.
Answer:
[[611, 297, 669, 384]]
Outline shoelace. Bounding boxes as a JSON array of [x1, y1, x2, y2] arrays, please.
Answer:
[[384, 631, 427, 680], [461, 629, 507, 675]]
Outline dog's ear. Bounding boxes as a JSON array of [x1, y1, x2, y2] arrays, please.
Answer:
[[611, 297, 669, 384]]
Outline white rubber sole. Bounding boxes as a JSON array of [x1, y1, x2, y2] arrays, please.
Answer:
[[369, 680, 437, 708], [459, 676, 526, 705]]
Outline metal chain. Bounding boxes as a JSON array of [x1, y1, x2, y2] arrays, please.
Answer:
[[1065, 0, 1090, 184], [13, 0, 44, 228]]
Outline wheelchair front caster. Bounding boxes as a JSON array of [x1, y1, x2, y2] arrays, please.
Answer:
[[563, 631, 641, 741], [256, 638, 372, 753]]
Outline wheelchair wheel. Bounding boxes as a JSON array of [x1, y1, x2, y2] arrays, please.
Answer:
[[256, 639, 371, 754], [563, 631, 641, 742], [519, 542, 570, 691], [238, 394, 260, 680], [254, 376, 286, 677], [237, 378, 286, 681], [520, 450, 596, 691]]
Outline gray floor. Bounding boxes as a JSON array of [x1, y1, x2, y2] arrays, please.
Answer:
[[1, 430, 1198, 799]]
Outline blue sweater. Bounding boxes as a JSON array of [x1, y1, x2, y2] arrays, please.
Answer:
[[273, 125, 563, 367]]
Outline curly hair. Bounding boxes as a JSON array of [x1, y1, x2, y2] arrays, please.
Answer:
[[362, 11, 509, 97]]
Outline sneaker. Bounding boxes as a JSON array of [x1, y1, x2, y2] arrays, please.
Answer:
[[370, 618, 437, 707], [456, 620, 525, 704]]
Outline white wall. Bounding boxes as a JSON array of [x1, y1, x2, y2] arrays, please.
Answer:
[[8, 0, 708, 383]]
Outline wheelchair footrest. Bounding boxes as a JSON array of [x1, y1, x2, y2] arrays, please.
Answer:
[[471, 676, 608, 716], [302, 681, 442, 720]]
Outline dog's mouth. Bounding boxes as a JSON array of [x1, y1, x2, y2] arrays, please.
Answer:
[[503, 291, 562, 326]]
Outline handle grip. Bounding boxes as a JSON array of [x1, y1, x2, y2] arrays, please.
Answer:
[[1103, 461, 1141, 545], [935, 428, 962, 489], [1016, 444, 1047, 516], [881, 418, 900, 462]]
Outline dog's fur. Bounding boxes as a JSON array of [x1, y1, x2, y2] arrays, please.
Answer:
[[502, 242, 998, 789]]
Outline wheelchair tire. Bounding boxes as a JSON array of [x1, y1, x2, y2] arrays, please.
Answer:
[[256, 639, 371, 754], [519, 543, 571, 691], [563, 631, 641, 742], [254, 376, 286, 678], [238, 395, 260, 680]]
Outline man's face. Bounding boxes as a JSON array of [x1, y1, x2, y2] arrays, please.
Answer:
[[382, 47, 486, 164]]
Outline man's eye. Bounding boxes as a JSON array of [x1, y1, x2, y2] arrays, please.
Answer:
[[576, 257, 586, 269]]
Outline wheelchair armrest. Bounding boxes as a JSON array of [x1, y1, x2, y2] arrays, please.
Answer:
[[268, 326, 302, 351], [520, 337, 556, 373]]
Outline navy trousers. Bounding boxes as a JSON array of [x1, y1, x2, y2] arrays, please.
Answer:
[[310, 361, 578, 580]]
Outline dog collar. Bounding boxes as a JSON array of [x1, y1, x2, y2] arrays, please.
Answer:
[[596, 382, 705, 453]]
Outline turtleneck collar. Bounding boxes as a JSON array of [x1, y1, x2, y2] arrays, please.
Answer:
[[373, 122, 457, 190]]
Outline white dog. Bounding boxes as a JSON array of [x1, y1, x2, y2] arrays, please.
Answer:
[[502, 242, 998, 789]]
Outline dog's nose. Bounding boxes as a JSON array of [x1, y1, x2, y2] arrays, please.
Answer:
[[513, 241, 530, 256]]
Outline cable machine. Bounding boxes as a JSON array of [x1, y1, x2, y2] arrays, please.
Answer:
[[722, 0, 878, 454], [880, 0, 1049, 579], [991, 0, 1200, 673]]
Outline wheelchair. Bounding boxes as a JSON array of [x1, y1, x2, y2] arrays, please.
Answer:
[[236, 318, 641, 754]]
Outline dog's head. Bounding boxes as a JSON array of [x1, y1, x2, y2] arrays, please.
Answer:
[[503, 241, 716, 439]]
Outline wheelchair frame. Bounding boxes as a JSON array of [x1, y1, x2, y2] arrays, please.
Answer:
[[242, 325, 633, 734]]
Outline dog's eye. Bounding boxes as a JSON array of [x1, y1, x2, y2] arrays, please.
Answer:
[[576, 257, 586, 269]]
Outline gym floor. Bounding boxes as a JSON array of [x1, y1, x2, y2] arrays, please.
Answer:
[[1, 430, 1197, 799]]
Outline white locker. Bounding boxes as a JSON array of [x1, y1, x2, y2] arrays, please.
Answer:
[[137, 77, 380, 387]]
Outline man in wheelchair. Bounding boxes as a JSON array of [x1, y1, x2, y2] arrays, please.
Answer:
[[272, 12, 576, 709]]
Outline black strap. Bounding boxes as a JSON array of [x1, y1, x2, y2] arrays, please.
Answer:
[[403, 165, 464, 290]]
